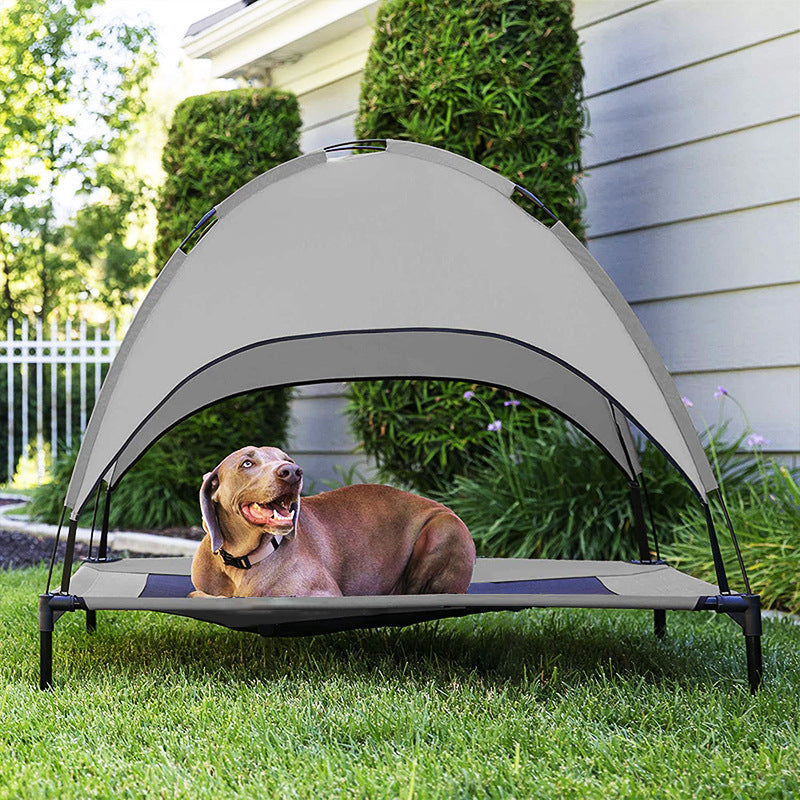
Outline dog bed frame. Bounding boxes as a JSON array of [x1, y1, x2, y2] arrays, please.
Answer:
[[41, 140, 762, 692]]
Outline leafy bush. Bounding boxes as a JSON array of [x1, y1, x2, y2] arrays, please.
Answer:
[[155, 87, 301, 265], [349, 0, 586, 484], [664, 463, 800, 614], [30, 390, 292, 529], [430, 396, 760, 562], [346, 381, 547, 494]]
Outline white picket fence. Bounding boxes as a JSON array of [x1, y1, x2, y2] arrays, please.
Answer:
[[1, 318, 122, 483]]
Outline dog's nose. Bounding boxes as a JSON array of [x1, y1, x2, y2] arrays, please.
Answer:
[[276, 463, 303, 484]]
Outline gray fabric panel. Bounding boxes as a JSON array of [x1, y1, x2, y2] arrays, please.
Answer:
[[69, 563, 148, 598], [110, 331, 638, 484], [66, 143, 716, 517], [386, 139, 515, 197], [472, 557, 680, 581], [551, 222, 716, 494], [77, 556, 194, 575], [599, 568, 718, 597], [215, 150, 327, 220]]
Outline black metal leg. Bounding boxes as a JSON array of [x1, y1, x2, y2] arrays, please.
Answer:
[[743, 594, 763, 695], [86, 609, 97, 633], [746, 635, 763, 695], [39, 595, 54, 691], [707, 593, 764, 693], [654, 609, 666, 639]]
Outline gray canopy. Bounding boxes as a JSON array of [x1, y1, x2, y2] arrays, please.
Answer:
[[65, 140, 716, 518]]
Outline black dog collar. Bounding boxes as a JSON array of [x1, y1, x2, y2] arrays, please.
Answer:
[[219, 536, 282, 571]]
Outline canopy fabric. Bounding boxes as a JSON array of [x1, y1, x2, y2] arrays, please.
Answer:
[[65, 140, 716, 517]]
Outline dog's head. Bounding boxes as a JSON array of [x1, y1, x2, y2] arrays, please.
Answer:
[[200, 446, 303, 555]]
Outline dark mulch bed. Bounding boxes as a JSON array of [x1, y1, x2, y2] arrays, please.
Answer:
[[0, 530, 92, 571], [0, 496, 202, 569], [139, 526, 204, 541]]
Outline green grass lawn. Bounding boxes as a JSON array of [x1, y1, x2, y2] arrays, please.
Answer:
[[2, 566, 799, 799]]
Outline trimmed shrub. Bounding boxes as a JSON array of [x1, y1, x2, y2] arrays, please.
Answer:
[[349, 0, 586, 492], [155, 88, 302, 266], [356, 0, 585, 235]]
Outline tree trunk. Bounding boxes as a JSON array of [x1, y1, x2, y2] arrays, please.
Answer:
[[0, 226, 16, 326], [38, 197, 52, 326]]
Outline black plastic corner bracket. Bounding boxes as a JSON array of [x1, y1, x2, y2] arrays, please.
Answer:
[[179, 208, 217, 254]]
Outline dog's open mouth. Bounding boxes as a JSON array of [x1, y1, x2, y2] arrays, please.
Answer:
[[240, 494, 297, 528]]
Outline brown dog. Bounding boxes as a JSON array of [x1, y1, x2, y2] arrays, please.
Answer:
[[190, 446, 475, 598]]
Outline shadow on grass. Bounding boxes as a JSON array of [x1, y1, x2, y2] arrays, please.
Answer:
[[54, 605, 752, 693]]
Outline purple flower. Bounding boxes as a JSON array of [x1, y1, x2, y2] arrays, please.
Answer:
[[682, 396, 694, 408], [463, 390, 475, 401], [487, 420, 502, 432], [745, 433, 767, 449], [510, 453, 523, 465], [713, 386, 728, 400], [504, 399, 521, 407]]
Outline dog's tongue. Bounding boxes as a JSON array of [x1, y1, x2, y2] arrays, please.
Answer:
[[243, 502, 273, 525]]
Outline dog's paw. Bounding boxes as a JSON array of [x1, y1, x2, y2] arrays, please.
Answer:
[[188, 589, 229, 599]]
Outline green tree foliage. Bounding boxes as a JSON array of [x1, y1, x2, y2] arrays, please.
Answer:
[[348, 0, 586, 493], [155, 88, 302, 267], [0, 0, 157, 325]]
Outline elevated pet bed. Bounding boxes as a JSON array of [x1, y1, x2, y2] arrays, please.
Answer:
[[40, 140, 762, 692]]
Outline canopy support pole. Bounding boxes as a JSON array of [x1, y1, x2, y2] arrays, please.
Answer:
[[98, 484, 113, 561], [703, 502, 730, 595], [712, 489, 751, 596], [59, 519, 79, 594], [629, 481, 653, 563]]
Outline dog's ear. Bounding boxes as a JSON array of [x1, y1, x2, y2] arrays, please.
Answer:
[[199, 468, 223, 553]]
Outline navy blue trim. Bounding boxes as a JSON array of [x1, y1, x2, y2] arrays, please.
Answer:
[[138, 573, 615, 600], [467, 576, 614, 595]]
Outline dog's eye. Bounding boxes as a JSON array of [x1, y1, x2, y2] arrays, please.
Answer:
[[241, 459, 253, 469]]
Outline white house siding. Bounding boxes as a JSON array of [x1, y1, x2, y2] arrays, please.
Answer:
[[577, 0, 800, 465], [183, 0, 799, 478]]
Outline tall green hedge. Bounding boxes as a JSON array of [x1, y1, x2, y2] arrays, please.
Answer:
[[348, 0, 586, 494], [155, 88, 302, 266], [357, 0, 585, 235]]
